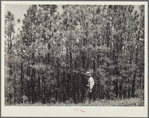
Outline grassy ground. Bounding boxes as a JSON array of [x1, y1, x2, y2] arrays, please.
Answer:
[[13, 97, 144, 106]]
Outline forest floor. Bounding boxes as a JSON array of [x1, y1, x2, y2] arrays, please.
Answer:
[[14, 97, 144, 106]]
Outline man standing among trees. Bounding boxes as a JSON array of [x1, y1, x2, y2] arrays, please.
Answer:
[[84, 71, 95, 103]]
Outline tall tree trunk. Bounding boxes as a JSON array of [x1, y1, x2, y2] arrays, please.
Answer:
[[93, 55, 95, 73], [41, 71, 43, 103], [77, 74, 79, 103], [66, 42, 69, 100], [42, 71, 46, 104], [131, 45, 138, 97], [32, 69, 35, 103], [127, 78, 130, 98], [31, 69, 33, 103], [62, 66, 65, 102], [44, 76, 46, 103], [21, 63, 23, 96], [75, 59, 78, 103], [131, 73, 136, 97], [20, 46, 24, 97], [69, 45, 72, 100], [57, 58, 60, 101], [121, 80, 124, 100], [128, 45, 133, 98], [81, 50, 85, 102], [117, 79, 120, 100], [27, 59, 31, 103], [13, 63, 16, 104], [38, 72, 41, 101], [67, 76, 69, 100], [31, 53, 35, 103], [98, 79, 100, 99]]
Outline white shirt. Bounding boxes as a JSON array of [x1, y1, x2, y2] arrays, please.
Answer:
[[88, 77, 95, 90]]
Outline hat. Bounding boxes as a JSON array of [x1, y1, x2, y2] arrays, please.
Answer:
[[85, 71, 91, 77]]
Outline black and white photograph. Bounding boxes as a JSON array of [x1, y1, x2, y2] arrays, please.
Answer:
[[1, 1, 148, 117]]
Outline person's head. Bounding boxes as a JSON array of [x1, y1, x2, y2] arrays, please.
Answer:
[[85, 71, 91, 78]]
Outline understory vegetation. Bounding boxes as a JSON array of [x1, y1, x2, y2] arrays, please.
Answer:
[[10, 98, 144, 106]]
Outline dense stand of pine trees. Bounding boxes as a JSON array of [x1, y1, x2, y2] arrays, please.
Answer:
[[5, 5, 144, 105]]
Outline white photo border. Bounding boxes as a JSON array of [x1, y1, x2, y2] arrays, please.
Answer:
[[1, 1, 148, 117]]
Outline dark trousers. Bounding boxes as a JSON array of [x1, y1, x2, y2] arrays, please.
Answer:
[[84, 87, 94, 102]]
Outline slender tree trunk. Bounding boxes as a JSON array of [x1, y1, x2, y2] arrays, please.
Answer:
[[31, 53, 35, 103], [127, 78, 130, 98], [140, 76, 142, 89], [98, 77, 100, 98], [87, 52, 89, 68], [121, 80, 124, 100], [27, 59, 31, 103], [77, 75, 79, 103], [117, 79, 120, 100], [66, 43, 69, 100], [57, 58, 60, 101], [75, 60, 78, 103], [131, 73, 136, 98], [42, 71, 43, 103], [42, 71, 46, 104], [21, 63, 23, 96], [62, 66, 65, 102], [38, 72, 41, 101], [67, 77, 69, 100], [20, 46, 24, 97], [32, 69, 35, 103], [97, 54, 99, 68], [44, 76, 46, 103], [93, 58, 95, 73], [131, 45, 138, 97], [128, 45, 132, 98], [82, 51, 85, 69], [31, 69, 33, 103], [70, 48, 72, 99], [13, 63, 16, 104], [81, 50, 85, 102]]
